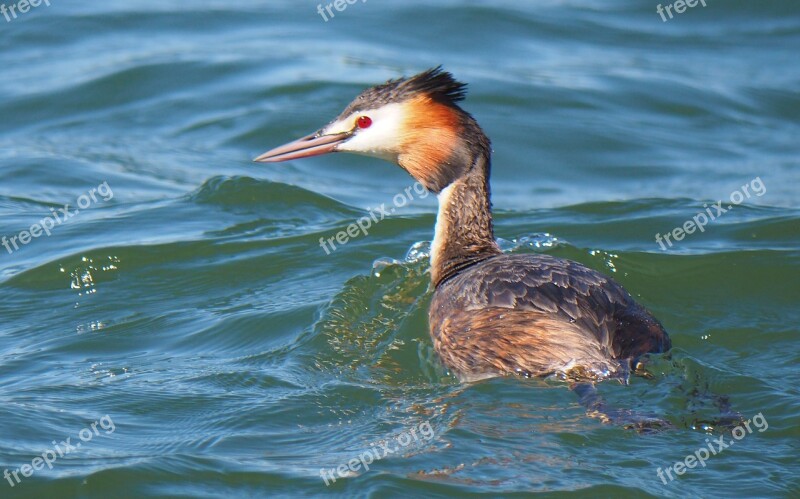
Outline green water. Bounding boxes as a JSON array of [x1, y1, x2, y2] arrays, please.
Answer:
[[0, 1, 798, 497]]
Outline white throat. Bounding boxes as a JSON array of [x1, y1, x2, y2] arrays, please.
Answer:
[[430, 182, 456, 273]]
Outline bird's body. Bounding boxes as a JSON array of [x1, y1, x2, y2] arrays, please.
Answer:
[[256, 67, 670, 382], [430, 253, 670, 381]]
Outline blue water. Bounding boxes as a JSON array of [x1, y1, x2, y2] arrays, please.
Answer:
[[0, 1, 798, 497]]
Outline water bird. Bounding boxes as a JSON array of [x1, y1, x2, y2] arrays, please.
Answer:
[[255, 67, 671, 383]]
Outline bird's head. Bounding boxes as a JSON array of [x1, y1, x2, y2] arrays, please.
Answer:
[[254, 67, 490, 193]]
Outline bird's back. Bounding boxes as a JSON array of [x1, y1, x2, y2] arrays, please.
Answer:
[[429, 254, 670, 380]]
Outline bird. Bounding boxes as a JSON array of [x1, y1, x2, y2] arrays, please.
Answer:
[[254, 67, 671, 383]]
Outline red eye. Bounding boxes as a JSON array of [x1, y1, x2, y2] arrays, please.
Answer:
[[356, 116, 372, 129]]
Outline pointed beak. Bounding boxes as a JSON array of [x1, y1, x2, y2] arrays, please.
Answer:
[[253, 130, 352, 163]]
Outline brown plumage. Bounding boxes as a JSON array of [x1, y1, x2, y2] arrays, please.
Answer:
[[430, 254, 670, 381], [255, 67, 671, 382]]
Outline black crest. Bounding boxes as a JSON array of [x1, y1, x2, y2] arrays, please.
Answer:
[[393, 66, 468, 105], [340, 66, 468, 116]]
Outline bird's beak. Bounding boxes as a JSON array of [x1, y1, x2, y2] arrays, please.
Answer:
[[253, 130, 352, 163]]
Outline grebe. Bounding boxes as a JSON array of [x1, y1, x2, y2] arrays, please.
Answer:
[[255, 67, 671, 382]]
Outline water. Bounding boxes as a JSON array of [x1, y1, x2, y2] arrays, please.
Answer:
[[1, 1, 798, 497]]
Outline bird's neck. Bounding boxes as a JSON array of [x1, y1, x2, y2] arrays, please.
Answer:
[[430, 152, 502, 288]]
